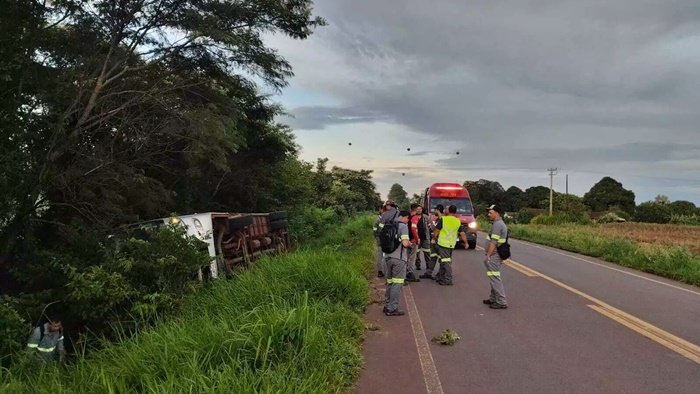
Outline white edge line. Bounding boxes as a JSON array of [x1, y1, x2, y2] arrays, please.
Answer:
[[404, 285, 444, 394]]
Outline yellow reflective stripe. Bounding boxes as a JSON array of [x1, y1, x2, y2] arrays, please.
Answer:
[[489, 233, 506, 244], [487, 271, 501, 277], [379, 223, 385, 228], [37, 347, 55, 353], [440, 257, 452, 263], [58, 336, 64, 341], [392, 278, 405, 284], [372, 227, 378, 231], [400, 235, 409, 240], [387, 278, 392, 284], [430, 253, 438, 257], [27, 344, 38, 349]]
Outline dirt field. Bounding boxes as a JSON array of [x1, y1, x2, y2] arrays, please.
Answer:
[[599, 222, 700, 256]]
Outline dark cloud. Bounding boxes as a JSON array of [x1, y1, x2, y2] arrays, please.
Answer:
[[270, 0, 700, 202]]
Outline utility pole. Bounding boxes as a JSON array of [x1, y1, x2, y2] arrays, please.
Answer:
[[548, 168, 558, 215], [566, 174, 569, 196]]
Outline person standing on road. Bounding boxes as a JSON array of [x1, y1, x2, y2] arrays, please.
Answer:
[[374, 204, 386, 278], [382, 210, 412, 316], [432, 205, 468, 285], [415, 205, 432, 270], [483, 204, 509, 309], [420, 204, 443, 280], [381, 201, 419, 282], [408, 204, 421, 270]]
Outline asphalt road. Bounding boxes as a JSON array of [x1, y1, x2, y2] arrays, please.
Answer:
[[357, 235, 700, 394]]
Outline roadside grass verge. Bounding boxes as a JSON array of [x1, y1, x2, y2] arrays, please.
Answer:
[[1, 215, 376, 393], [509, 224, 700, 287]]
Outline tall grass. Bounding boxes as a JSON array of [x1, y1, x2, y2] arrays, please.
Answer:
[[1, 216, 376, 393], [510, 224, 700, 287]]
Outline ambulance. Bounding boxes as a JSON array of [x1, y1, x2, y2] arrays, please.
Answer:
[[421, 183, 478, 249]]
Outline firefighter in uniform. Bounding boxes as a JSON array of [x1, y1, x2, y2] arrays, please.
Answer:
[[383, 210, 412, 316], [26, 318, 66, 363], [432, 205, 467, 285], [483, 204, 509, 309], [373, 204, 386, 277], [420, 204, 443, 280]]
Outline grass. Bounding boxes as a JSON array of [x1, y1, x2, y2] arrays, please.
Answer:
[[1, 215, 376, 393], [509, 223, 700, 287]]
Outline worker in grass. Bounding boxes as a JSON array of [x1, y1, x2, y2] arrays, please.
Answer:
[[432, 205, 468, 285], [373, 204, 386, 278], [26, 317, 66, 363], [379, 209, 412, 316], [483, 204, 509, 309]]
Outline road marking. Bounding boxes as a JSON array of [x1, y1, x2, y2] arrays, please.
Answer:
[[588, 304, 700, 364], [403, 285, 444, 394], [506, 260, 540, 277], [475, 244, 700, 363], [512, 238, 700, 297]]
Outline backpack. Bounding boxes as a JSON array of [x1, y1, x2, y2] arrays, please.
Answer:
[[496, 231, 511, 260], [39, 323, 63, 343], [378, 221, 402, 254]]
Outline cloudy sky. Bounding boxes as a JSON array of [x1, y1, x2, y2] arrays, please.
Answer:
[[266, 0, 700, 204]]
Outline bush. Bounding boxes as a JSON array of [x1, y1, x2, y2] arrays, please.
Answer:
[[0, 298, 29, 368], [634, 202, 672, 223], [288, 205, 339, 244], [1, 216, 376, 392], [669, 215, 700, 226], [530, 212, 591, 225], [513, 209, 535, 224]]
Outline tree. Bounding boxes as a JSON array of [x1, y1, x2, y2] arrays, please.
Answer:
[[583, 177, 636, 215], [388, 184, 410, 210], [463, 179, 506, 206], [523, 186, 551, 209], [0, 0, 325, 264], [410, 193, 422, 205], [502, 186, 525, 212], [635, 201, 672, 224], [669, 200, 697, 216], [552, 194, 588, 216], [654, 195, 671, 205]]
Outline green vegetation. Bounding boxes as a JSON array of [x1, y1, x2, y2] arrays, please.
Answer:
[[431, 329, 461, 346], [1, 1, 381, 364], [2, 216, 376, 393], [509, 224, 700, 286]]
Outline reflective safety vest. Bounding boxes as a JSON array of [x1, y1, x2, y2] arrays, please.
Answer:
[[486, 233, 507, 244], [437, 215, 461, 249]]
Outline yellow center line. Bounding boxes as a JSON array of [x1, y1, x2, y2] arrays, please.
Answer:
[[473, 245, 700, 364], [512, 238, 700, 296], [403, 284, 444, 394]]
